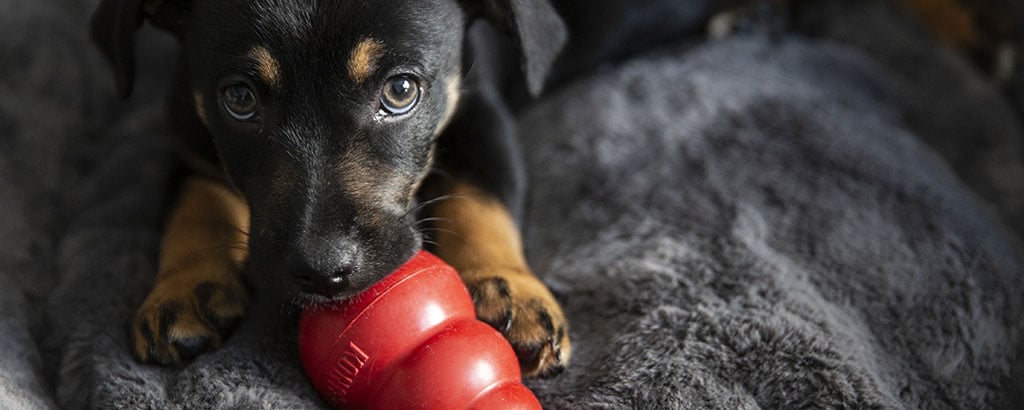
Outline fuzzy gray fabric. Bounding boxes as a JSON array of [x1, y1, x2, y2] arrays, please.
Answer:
[[2, 0, 1023, 409]]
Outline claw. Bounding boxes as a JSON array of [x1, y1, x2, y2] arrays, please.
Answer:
[[550, 337, 560, 361], [501, 313, 513, 334], [481, 311, 513, 334]]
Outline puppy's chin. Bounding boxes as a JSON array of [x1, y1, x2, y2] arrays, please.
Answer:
[[277, 274, 378, 308], [287, 290, 359, 309], [246, 269, 364, 311]]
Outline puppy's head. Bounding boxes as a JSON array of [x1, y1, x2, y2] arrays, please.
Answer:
[[91, 0, 565, 304]]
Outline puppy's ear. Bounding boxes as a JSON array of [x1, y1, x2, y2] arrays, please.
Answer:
[[468, 0, 568, 96], [90, 0, 187, 98]]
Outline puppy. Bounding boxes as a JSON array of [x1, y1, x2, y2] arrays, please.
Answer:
[[91, 0, 569, 378]]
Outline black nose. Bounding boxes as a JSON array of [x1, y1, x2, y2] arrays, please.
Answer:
[[287, 240, 359, 298]]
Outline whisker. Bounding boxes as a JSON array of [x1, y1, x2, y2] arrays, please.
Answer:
[[215, 221, 251, 237], [418, 227, 460, 238], [180, 219, 251, 238], [415, 217, 450, 226], [404, 193, 468, 217], [176, 241, 251, 259], [423, 167, 455, 182]]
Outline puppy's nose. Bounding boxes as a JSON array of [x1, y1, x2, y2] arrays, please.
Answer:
[[312, 263, 356, 297], [292, 260, 357, 298], [288, 241, 359, 298]]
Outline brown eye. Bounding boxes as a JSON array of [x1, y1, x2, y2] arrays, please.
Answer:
[[222, 83, 259, 121], [380, 74, 420, 115]]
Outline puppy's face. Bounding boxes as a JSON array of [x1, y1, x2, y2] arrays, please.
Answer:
[[185, 0, 464, 303]]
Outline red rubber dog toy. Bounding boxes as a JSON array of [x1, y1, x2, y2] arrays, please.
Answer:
[[299, 250, 542, 409]]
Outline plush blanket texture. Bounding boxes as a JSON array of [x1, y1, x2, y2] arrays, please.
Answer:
[[2, 0, 1023, 409]]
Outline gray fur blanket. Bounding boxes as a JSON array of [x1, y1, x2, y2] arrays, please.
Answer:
[[2, 0, 1023, 408]]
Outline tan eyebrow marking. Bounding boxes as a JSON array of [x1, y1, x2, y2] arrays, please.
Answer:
[[347, 38, 384, 84], [193, 91, 208, 126], [249, 46, 281, 87]]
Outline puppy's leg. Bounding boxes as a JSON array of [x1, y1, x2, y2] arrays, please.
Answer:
[[423, 87, 570, 378], [132, 177, 250, 366], [429, 182, 570, 378]]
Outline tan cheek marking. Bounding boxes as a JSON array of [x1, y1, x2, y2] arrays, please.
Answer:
[[193, 91, 208, 127], [435, 74, 462, 135], [347, 38, 383, 84], [249, 46, 282, 87], [336, 150, 377, 205], [336, 142, 407, 215]]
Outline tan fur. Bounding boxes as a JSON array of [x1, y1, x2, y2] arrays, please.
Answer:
[[193, 91, 208, 126], [249, 46, 282, 87], [133, 178, 251, 364], [335, 141, 409, 215], [347, 38, 383, 84], [432, 183, 526, 274], [435, 74, 462, 135], [158, 178, 249, 272], [900, 0, 979, 48]]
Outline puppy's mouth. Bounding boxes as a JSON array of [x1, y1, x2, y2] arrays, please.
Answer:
[[289, 290, 355, 309], [256, 232, 423, 309], [283, 261, 405, 308], [280, 269, 386, 309]]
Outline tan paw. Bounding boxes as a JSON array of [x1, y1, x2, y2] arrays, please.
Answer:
[[132, 277, 248, 366], [466, 273, 571, 378]]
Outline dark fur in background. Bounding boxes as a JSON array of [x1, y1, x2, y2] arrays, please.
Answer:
[[1, 0, 1023, 408]]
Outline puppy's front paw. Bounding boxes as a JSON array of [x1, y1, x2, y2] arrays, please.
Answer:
[[132, 276, 248, 366], [466, 273, 570, 378]]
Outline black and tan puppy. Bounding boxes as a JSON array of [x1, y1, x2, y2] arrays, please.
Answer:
[[91, 0, 569, 377]]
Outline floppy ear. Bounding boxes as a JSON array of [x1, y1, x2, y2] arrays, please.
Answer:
[[90, 0, 186, 98], [91, 0, 147, 98], [470, 0, 568, 96]]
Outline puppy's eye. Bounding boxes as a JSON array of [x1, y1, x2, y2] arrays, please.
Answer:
[[221, 83, 259, 121], [380, 74, 420, 115]]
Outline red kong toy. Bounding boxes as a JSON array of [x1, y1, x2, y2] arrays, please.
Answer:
[[299, 250, 542, 409]]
